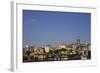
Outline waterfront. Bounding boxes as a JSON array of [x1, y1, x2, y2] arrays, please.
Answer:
[[23, 39, 91, 62]]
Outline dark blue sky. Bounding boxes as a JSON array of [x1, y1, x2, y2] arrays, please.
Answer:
[[23, 10, 91, 47]]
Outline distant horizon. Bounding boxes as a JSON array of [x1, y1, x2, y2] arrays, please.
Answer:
[[23, 10, 91, 47], [23, 39, 90, 48]]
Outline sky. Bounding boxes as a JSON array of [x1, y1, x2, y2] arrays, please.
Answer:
[[23, 10, 91, 47]]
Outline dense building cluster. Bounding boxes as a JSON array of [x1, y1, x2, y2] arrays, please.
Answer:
[[23, 39, 91, 62]]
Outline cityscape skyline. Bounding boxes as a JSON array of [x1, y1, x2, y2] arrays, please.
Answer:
[[23, 10, 91, 47]]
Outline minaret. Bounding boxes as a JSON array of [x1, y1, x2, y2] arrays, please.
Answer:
[[75, 38, 81, 51]]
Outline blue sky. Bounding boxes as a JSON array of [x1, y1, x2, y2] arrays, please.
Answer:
[[23, 10, 91, 47]]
